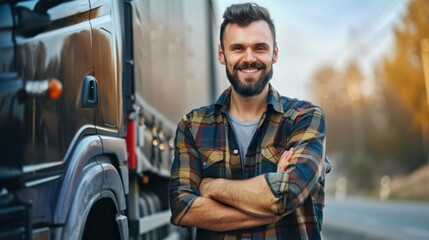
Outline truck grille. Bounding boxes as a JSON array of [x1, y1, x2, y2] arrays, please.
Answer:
[[0, 192, 31, 240]]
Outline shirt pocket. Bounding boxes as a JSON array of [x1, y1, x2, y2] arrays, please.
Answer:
[[260, 144, 285, 173], [199, 149, 225, 178]]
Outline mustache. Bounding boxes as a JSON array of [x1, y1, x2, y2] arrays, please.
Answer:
[[234, 62, 266, 70]]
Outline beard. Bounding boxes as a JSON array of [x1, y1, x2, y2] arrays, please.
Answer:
[[226, 61, 273, 97]]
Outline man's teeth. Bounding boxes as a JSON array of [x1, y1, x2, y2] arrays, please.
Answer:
[[241, 69, 258, 73]]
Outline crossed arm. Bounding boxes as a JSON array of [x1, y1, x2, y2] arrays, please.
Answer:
[[175, 190, 281, 231], [172, 149, 294, 231]]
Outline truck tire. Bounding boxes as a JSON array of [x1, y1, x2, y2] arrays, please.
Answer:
[[138, 190, 165, 240], [82, 197, 121, 240]]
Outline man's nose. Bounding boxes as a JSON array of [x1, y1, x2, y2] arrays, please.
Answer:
[[244, 48, 256, 62]]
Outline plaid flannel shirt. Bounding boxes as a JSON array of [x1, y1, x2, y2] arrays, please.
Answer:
[[169, 85, 331, 240]]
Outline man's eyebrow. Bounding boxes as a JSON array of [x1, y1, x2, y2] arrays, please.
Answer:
[[255, 42, 270, 48], [228, 43, 244, 49], [228, 42, 270, 49]]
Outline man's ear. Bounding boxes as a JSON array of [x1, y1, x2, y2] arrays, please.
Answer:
[[272, 43, 279, 63], [218, 44, 225, 65]]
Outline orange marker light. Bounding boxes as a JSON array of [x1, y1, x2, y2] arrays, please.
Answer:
[[47, 78, 63, 100]]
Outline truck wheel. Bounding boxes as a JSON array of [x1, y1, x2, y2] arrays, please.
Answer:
[[82, 197, 120, 240], [139, 191, 164, 240]]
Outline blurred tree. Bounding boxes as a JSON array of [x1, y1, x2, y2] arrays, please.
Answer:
[[372, 73, 427, 174], [383, 0, 429, 137], [343, 62, 365, 159], [308, 0, 429, 196], [310, 66, 352, 156], [310, 62, 378, 192]]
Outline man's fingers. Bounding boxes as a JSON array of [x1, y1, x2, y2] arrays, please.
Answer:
[[280, 148, 294, 163], [277, 148, 294, 172]]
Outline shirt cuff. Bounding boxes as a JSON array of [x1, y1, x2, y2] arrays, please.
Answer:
[[264, 172, 288, 214], [171, 194, 198, 225]]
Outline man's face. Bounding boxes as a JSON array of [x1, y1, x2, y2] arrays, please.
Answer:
[[218, 20, 278, 97]]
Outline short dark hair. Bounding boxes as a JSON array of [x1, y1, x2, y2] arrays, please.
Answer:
[[220, 2, 276, 49]]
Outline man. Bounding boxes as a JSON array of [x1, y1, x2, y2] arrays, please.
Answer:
[[169, 3, 331, 239]]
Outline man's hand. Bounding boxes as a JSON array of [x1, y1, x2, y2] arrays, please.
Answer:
[[277, 148, 294, 172], [199, 177, 214, 198]]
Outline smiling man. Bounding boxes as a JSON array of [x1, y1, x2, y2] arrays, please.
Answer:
[[168, 2, 331, 239]]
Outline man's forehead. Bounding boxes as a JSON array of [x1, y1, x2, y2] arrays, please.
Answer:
[[223, 20, 274, 45]]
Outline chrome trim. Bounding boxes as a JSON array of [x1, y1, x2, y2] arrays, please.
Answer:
[[25, 174, 61, 187], [136, 210, 171, 235], [23, 162, 63, 173], [96, 126, 118, 134]]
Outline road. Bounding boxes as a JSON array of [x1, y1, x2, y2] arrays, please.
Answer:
[[321, 196, 429, 240]]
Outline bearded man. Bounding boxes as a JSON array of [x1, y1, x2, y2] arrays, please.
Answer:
[[169, 2, 331, 239]]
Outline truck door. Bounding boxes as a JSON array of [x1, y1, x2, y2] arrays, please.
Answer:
[[89, 0, 124, 137], [9, 0, 94, 175]]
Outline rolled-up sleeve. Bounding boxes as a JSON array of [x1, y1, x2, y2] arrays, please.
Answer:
[[264, 105, 326, 215], [168, 119, 202, 225]]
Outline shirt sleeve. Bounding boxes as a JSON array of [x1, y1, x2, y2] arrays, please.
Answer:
[[168, 118, 202, 225], [264, 105, 326, 215]]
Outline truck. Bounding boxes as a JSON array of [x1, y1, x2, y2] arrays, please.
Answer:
[[0, 0, 223, 239]]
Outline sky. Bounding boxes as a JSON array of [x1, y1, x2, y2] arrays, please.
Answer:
[[214, 0, 409, 100]]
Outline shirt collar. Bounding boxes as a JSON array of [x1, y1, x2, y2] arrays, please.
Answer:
[[214, 84, 284, 114]]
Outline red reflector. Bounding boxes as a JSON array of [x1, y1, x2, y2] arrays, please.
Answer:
[[126, 115, 136, 170], [47, 78, 62, 100]]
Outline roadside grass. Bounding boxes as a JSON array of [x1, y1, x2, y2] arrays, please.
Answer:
[[389, 165, 429, 202]]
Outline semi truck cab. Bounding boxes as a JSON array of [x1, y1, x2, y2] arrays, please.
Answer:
[[0, 0, 219, 239]]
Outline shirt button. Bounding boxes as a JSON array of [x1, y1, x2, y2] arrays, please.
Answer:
[[233, 149, 239, 155], [202, 162, 207, 167]]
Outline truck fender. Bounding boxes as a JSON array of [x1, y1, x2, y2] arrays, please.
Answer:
[[54, 135, 103, 226], [52, 135, 128, 239], [60, 158, 128, 240]]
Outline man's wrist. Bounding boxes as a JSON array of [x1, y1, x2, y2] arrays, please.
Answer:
[[200, 178, 223, 199]]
